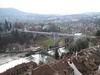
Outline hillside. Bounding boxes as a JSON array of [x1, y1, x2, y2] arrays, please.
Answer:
[[0, 8, 100, 22]]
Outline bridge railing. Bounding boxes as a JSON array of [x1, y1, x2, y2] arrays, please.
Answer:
[[26, 31, 96, 38]]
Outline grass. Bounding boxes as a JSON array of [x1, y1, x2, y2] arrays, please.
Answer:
[[36, 35, 66, 47], [36, 36, 65, 47], [59, 39, 65, 46], [36, 36, 54, 47], [42, 40, 54, 47]]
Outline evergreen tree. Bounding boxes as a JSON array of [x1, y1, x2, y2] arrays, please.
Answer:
[[0, 26, 2, 32], [9, 23, 12, 30], [11, 29, 19, 41], [54, 48, 59, 59], [0, 23, 2, 32], [8, 23, 11, 31], [5, 20, 9, 31], [15, 29, 19, 37]]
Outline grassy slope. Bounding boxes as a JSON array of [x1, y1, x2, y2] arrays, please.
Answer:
[[36, 36, 54, 47], [42, 40, 54, 47], [36, 36, 65, 47]]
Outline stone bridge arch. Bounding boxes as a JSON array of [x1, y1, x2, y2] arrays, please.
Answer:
[[25, 31, 96, 47], [32, 33, 74, 46], [57, 36, 74, 46], [32, 33, 55, 45]]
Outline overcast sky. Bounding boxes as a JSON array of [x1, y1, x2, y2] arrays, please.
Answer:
[[0, 0, 100, 14]]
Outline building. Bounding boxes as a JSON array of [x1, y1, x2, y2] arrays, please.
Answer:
[[71, 46, 100, 75], [32, 57, 74, 75], [0, 61, 37, 75]]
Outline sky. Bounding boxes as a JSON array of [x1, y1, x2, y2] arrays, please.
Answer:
[[0, 0, 100, 14]]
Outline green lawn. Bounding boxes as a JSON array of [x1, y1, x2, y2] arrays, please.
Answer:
[[42, 40, 54, 47], [59, 39, 66, 46]]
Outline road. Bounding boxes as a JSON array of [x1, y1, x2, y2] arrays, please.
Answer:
[[68, 61, 82, 75], [26, 31, 96, 38]]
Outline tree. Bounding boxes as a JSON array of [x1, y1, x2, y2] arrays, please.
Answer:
[[64, 38, 74, 47], [9, 23, 12, 29], [90, 30, 100, 46], [68, 38, 89, 53], [15, 29, 19, 37], [43, 23, 60, 32], [94, 18, 100, 27], [13, 22, 24, 29], [49, 24, 60, 32], [11, 29, 18, 37], [8, 22, 12, 31], [95, 30, 100, 36], [0, 23, 2, 32], [11, 29, 19, 41], [54, 48, 59, 59], [0, 26, 2, 32], [5, 20, 9, 31]]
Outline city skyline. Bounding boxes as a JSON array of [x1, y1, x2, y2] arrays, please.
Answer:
[[0, 0, 100, 15]]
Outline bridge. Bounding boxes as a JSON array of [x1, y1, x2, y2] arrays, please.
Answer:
[[25, 30, 96, 45]]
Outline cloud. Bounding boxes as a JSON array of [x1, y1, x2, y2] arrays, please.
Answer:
[[0, 0, 100, 14]]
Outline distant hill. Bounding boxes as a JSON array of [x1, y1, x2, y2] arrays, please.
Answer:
[[0, 8, 45, 20], [83, 12, 100, 16], [0, 8, 100, 22], [0, 8, 58, 21], [0, 8, 30, 16], [0, 8, 26, 15]]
